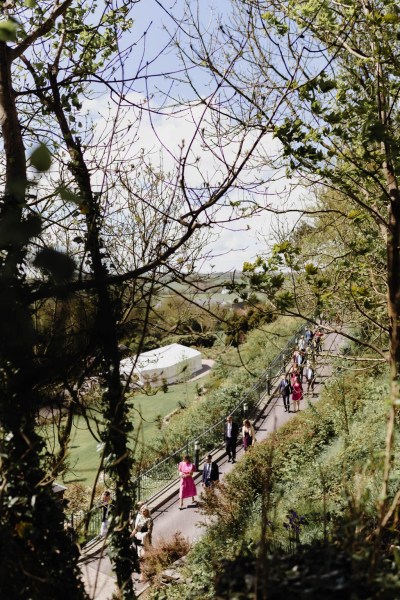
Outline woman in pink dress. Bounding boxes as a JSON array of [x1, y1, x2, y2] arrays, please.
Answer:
[[178, 455, 197, 509], [291, 376, 303, 413]]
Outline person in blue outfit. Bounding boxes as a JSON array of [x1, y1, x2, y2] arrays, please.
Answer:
[[305, 327, 314, 346]]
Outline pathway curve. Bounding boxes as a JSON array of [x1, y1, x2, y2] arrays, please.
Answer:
[[81, 331, 344, 599]]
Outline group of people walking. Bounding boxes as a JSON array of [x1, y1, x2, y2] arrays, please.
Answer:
[[177, 453, 218, 509], [224, 414, 256, 463], [97, 324, 325, 582], [177, 414, 256, 508], [279, 326, 324, 413]]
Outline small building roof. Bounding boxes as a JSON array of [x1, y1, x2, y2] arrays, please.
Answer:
[[120, 343, 201, 376], [137, 343, 201, 370]]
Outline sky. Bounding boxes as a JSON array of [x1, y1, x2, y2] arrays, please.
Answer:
[[91, 0, 307, 274]]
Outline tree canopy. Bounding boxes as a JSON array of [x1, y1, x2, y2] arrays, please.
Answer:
[[1, 0, 400, 597]]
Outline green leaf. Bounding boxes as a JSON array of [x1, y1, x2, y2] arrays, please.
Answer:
[[319, 79, 336, 93], [305, 263, 319, 276], [275, 290, 294, 311], [0, 19, 19, 42], [30, 144, 52, 172], [24, 0, 36, 7], [311, 100, 323, 114], [33, 248, 76, 282], [383, 13, 400, 23], [58, 186, 81, 204], [0, 214, 42, 247], [364, 121, 387, 142]]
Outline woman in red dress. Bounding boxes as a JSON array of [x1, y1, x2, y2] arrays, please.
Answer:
[[291, 376, 303, 413], [178, 455, 197, 509]]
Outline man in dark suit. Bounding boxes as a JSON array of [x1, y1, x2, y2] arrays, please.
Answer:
[[224, 415, 239, 463], [202, 455, 219, 488]]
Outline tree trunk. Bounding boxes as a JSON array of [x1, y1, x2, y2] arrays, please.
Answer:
[[382, 164, 400, 512], [0, 40, 87, 599], [0, 42, 26, 204], [378, 55, 400, 523], [48, 69, 137, 597]]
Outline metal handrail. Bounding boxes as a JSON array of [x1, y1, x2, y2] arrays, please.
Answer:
[[66, 505, 102, 540]]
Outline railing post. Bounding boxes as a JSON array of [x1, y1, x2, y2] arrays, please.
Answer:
[[267, 364, 271, 395], [194, 441, 200, 471]]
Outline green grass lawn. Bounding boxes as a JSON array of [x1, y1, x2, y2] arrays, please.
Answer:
[[62, 377, 208, 486]]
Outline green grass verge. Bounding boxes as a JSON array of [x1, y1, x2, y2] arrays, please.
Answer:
[[62, 377, 208, 485]]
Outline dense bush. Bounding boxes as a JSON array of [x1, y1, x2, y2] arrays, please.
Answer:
[[150, 365, 400, 599]]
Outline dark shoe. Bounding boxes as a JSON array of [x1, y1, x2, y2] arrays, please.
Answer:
[[232, 459, 236, 464], [228, 458, 231, 462]]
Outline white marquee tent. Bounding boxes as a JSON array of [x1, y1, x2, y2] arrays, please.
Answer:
[[120, 343, 202, 387]]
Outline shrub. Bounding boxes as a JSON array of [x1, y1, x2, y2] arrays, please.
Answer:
[[178, 365, 400, 599], [64, 482, 95, 512], [140, 532, 191, 585]]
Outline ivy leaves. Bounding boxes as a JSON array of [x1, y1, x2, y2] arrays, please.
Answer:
[[0, 18, 20, 42], [30, 144, 51, 172], [25, 144, 77, 283], [32, 247, 76, 283]]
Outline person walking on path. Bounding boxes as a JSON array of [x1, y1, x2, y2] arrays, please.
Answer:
[[130, 505, 153, 558], [314, 328, 324, 354], [178, 455, 197, 509], [224, 415, 239, 463], [298, 335, 306, 351], [291, 376, 303, 412], [296, 349, 306, 381], [279, 374, 292, 412], [99, 490, 113, 538], [305, 361, 316, 393], [202, 455, 219, 488], [292, 349, 300, 366], [305, 327, 314, 347], [242, 419, 256, 451]]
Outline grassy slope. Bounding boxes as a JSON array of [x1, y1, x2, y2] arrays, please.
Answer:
[[62, 378, 208, 485]]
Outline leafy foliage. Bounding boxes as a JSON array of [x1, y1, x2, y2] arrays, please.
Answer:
[[154, 362, 400, 599]]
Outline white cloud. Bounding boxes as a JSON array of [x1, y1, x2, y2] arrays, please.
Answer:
[[81, 86, 305, 273]]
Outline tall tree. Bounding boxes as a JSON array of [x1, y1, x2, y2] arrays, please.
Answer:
[[189, 0, 400, 534], [0, 1, 297, 597]]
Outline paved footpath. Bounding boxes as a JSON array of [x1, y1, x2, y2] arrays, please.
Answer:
[[81, 331, 344, 599]]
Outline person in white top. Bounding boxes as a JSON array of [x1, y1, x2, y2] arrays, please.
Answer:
[[99, 490, 113, 538], [224, 415, 239, 463], [130, 504, 153, 557]]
